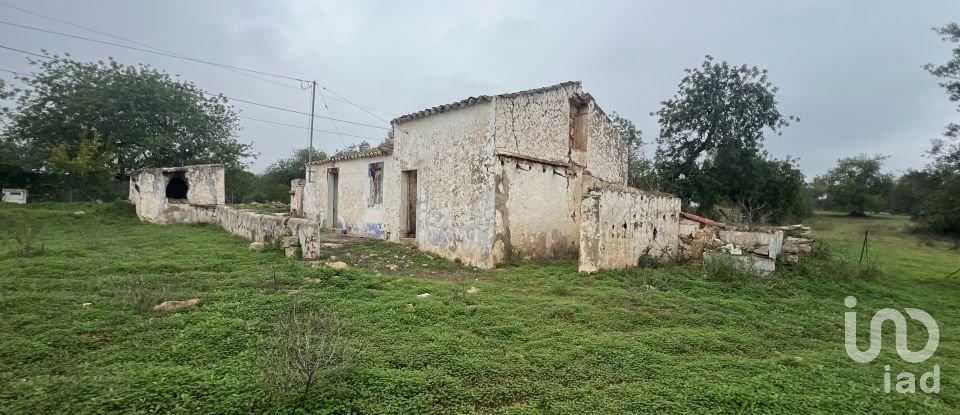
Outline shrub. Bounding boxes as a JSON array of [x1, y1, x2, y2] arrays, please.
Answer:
[[258, 306, 359, 407], [702, 253, 755, 281], [107, 277, 173, 313], [13, 226, 45, 257]]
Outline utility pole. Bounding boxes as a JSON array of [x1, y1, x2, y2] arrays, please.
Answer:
[[307, 80, 317, 182]]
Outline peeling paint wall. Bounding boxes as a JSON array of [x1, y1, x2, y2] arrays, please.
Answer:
[[386, 103, 497, 268], [289, 178, 305, 217], [586, 102, 628, 184], [494, 156, 581, 262], [302, 166, 321, 222], [579, 185, 681, 272], [493, 84, 579, 164], [308, 155, 391, 239], [128, 164, 225, 224]]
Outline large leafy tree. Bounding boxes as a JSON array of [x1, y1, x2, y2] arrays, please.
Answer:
[[1, 54, 253, 180], [653, 56, 803, 223], [915, 23, 960, 236], [814, 155, 894, 216], [924, 23, 960, 169]]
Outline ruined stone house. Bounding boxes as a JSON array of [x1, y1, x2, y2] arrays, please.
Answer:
[[299, 81, 681, 270], [128, 164, 226, 224]]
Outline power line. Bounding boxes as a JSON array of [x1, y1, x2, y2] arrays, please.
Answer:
[[0, 1, 307, 92], [0, 44, 52, 60], [0, 19, 396, 125], [0, 67, 29, 76], [317, 90, 347, 147], [237, 115, 383, 142], [319, 85, 399, 128], [0, 20, 308, 82], [0, 43, 390, 130], [205, 92, 390, 130]]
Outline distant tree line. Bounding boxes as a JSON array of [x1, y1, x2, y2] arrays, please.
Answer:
[[618, 24, 960, 238]]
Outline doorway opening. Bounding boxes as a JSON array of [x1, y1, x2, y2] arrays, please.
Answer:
[[402, 170, 418, 238], [326, 168, 339, 230]]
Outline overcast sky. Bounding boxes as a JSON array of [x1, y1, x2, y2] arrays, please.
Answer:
[[2, 0, 959, 176]]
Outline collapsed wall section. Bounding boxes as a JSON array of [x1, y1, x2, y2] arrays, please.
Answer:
[[578, 184, 681, 273]]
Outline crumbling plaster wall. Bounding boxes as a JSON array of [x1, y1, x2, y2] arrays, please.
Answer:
[[678, 217, 719, 261], [385, 103, 498, 268], [585, 102, 628, 184], [302, 166, 322, 221], [579, 184, 681, 272], [309, 155, 392, 238], [493, 84, 579, 165], [128, 164, 225, 224], [494, 156, 582, 262], [289, 178, 305, 218]]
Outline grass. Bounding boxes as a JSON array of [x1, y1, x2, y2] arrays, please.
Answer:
[[0, 203, 958, 414]]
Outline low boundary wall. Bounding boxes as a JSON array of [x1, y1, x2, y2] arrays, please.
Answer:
[[162, 205, 321, 259]]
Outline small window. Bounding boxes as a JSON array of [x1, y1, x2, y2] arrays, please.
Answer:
[[569, 99, 588, 151], [368, 162, 383, 206], [166, 173, 189, 200], [9, 192, 21, 196]]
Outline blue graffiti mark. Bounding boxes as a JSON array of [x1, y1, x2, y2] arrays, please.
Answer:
[[363, 223, 384, 238], [430, 231, 447, 246], [337, 220, 345, 230]]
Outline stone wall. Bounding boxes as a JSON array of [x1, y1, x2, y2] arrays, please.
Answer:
[[135, 203, 321, 259], [678, 217, 721, 261], [579, 184, 681, 272]]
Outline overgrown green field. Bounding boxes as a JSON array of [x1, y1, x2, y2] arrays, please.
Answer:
[[0, 203, 957, 414]]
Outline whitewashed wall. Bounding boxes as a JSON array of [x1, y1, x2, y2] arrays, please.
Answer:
[[307, 155, 391, 239], [494, 156, 581, 262], [128, 164, 225, 224], [385, 103, 498, 268], [579, 185, 681, 272]]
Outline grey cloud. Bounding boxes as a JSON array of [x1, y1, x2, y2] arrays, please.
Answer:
[[1, 0, 958, 176]]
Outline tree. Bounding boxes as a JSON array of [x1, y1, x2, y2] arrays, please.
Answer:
[[609, 112, 656, 190], [924, 23, 960, 170], [814, 155, 894, 216], [652, 55, 803, 223], [0, 54, 253, 181], [259, 147, 328, 201], [888, 170, 938, 218], [914, 23, 960, 237], [48, 133, 115, 201]]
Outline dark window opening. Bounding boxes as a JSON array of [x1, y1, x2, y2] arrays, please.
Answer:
[[569, 98, 589, 151], [368, 162, 383, 206], [166, 174, 189, 200]]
